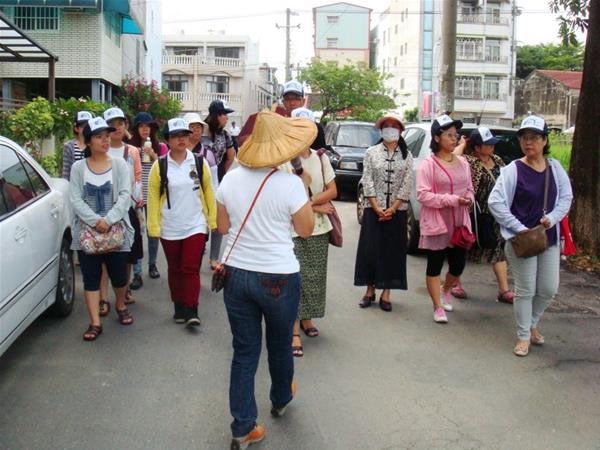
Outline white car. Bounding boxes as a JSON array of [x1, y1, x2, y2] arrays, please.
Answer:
[[0, 136, 74, 357]]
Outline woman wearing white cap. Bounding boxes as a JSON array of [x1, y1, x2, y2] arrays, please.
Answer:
[[147, 118, 216, 327], [489, 115, 572, 356], [62, 110, 93, 181], [355, 114, 413, 312], [449, 127, 514, 304], [69, 117, 135, 341], [216, 110, 315, 449]]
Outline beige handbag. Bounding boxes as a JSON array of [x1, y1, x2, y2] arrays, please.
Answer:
[[510, 161, 550, 258]]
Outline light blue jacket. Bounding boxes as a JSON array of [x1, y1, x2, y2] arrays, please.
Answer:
[[488, 158, 572, 241]]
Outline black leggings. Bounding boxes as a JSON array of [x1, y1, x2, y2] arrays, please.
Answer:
[[426, 247, 467, 277], [78, 251, 129, 291]]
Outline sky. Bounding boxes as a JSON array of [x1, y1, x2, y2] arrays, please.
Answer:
[[162, 0, 582, 77]]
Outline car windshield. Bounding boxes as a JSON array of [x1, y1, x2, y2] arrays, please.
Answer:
[[336, 125, 380, 147]]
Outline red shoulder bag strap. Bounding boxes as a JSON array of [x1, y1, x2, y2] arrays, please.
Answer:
[[222, 168, 278, 265], [431, 156, 457, 227]]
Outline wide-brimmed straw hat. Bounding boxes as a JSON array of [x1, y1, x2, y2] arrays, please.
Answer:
[[237, 110, 317, 168]]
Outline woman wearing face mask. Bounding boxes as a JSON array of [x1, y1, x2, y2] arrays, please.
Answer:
[[354, 114, 413, 311]]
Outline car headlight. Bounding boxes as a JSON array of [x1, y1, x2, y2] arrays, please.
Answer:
[[339, 161, 358, 170]]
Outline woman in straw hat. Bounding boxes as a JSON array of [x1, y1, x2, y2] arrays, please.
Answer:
[[216, 110, 315, 449]]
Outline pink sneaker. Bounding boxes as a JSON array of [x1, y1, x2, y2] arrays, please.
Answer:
[[450, 282, 467, 299], [441, 289, 453, 312], [433, 307, 448, 323]]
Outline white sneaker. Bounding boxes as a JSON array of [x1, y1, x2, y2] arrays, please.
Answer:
[[433, 307, 448, 323], [441, 289, 453, 311]]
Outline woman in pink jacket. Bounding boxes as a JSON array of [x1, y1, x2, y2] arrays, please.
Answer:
[[416, 115, 475, 323]]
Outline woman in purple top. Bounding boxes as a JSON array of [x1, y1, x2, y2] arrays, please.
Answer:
[[489, 116, 572, 357], [416, 115, 475, 324]]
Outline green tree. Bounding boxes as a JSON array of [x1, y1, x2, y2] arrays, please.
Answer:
[[548, 0, 599, 258], [516, 42, 584, 79], [403, 107, 419, 123], [299, 60, 396, 123], [114, 75, 181, 124]]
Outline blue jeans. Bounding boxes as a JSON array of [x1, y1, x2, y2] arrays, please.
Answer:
[[224, 266, 300, 437], [133, 235, 159, 275]]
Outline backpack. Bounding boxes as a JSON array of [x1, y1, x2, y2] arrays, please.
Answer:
[[158, 153, 204, 209]]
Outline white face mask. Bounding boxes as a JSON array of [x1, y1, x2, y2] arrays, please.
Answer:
[[381, 127, 400, 142]]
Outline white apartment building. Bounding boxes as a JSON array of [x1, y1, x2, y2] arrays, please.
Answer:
[[162, 34, 279, 124], [0, 1, 161, 102], [374, 0, 517, 125]]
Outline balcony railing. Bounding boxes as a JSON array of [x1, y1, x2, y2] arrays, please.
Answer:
[[458, 9, 509, 25], [457, 54, 510, 64], [455, 92, 508, 101], [162, 55, 242, 68], [168, 91, 243, 105]]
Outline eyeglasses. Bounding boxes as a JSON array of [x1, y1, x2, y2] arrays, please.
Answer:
[[518, 134, 543, 142], [441, 132, 459, 140]]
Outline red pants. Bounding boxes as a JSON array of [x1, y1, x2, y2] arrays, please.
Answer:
[[160, 233, 207, 307]]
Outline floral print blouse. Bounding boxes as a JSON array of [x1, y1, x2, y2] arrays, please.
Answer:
[[361, 142, 413, 210]]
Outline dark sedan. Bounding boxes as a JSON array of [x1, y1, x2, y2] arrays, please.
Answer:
[[323, 121, 381, 194]]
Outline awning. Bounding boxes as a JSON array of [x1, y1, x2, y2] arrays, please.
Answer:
[[122, 14, 141, 35], [0, 10, 57, 62], [0, 1, 97, 6]]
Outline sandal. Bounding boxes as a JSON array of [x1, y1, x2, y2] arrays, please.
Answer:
[[359, 294, 376, 308], [292, 334, 303, 357], [116, 307, 134, 325], [300, 321, 319, 337], [379, 296, 392, 312], [513, 340, 530, 357], [125, 289, 135, 305], [497, 290, 515, 304], [530, 328, 545, 345], [99, 300, 110, 317], [83, 324, 102, 341]]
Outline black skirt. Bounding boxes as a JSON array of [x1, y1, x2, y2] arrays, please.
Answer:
[[354, 208, 408, 290], [127, 207, 144, 263]]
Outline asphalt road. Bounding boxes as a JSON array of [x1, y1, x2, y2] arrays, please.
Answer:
[[1, 198, 599, 450]]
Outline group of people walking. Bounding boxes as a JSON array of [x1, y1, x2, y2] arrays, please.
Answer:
[[354, 111, 572, 359], [63, 78, 572, 449]]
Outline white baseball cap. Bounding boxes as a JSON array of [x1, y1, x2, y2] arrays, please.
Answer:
[[518, 115, 548, 136], [282, 80, 304, 97], [75, 110, 93, 124], [103, 107, 126, 123], [163, 117, 191, 137], [291, 107, 315, 122], [83, 117, 116, 140]]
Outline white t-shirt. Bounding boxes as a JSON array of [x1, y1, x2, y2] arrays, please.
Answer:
[[160, 150, 208, 240], [216, 166, 308, 274], [280, 150, 336, 236]]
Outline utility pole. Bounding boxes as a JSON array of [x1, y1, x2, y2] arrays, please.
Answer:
[[509, 0, 522, 95], [440, 0, 457, 115], [276, 8, 300, 82]]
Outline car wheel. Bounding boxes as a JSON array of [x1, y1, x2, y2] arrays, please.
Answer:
[[356, 185, 365, 225], [407, 203, 420, 255], [50, 237, 74, 317]]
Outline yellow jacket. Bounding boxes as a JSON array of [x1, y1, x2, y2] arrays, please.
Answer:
[[147, 156, 217, 238]]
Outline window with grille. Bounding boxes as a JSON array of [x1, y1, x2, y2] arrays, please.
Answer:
[[457, 38, 484, 61], [486, 2, 502, 24], [456, 76, 482, 99], [327, 16, 339, 24], [485, 39, 502, 62], [484, 77, 501, 100], [163, 75, 189, 92], [214, 47, 240, 59], [327, 38, 338, 48], [207, 75, 230, 93], [13, 7, 59, 31]]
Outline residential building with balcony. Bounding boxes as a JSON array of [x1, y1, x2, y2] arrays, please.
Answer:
[[373, 0, 517, 125], [162, 34, 279, 124], [0, 1, 160, 103], [313, 2, 372, 67]]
